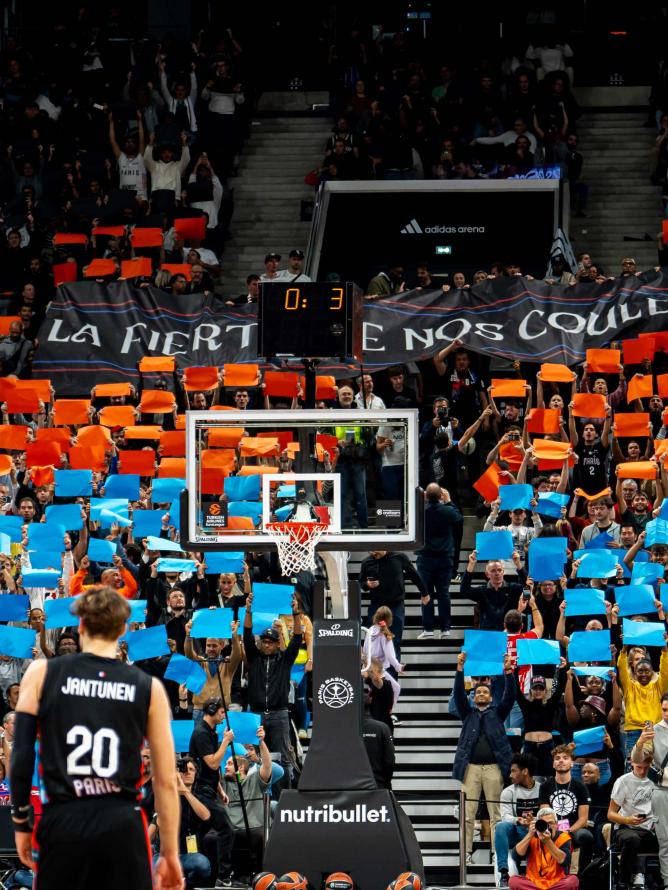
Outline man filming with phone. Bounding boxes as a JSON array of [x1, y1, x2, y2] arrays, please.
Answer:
[[510, 807, 578, 890]]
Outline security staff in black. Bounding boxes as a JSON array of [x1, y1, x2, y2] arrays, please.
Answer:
[[189, 698, 235, 882], [10, 586, 184, 890], [243, 590, 304, 790]]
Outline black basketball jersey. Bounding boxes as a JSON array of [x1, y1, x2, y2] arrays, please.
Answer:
[[38, 653, 153, 804]]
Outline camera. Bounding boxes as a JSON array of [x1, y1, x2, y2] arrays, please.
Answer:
[[522, 590, 531, 601], [535, 819, 549, 834], [176, 758, 190, 773], [437, 407, 449, 423], [296, 488, 307, 504], [508, 431, 520, 440]]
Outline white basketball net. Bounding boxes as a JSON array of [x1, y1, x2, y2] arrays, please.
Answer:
[[265, 522, 327, 575]]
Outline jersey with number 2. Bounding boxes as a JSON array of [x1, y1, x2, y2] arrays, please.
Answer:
[[37, 653, 152, 803]]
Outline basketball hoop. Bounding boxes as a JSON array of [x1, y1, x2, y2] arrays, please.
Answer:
[[265, 522, 327, 575]]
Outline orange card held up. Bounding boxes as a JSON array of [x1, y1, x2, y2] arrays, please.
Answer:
[[627, 374, 653, 402], [94, 383, 132, 398], [25, 441, 62, 468], [623, 338, 655, 365], [532, 439, 571, 462], [35, 428, 72, 452], [131, 228, 163, 248], [118, 450, 156, 476], [53, 399, 91, 426], [159, 431, 186, 457], [540, 363, 574, 383], [124, 426, 162, 440], [30, 466, 55, 486], [68, 445, 106, 471], [258, 431, 294, 452], [573, 393, 607, 418], [201, 449, 237, 470], [237, 465, 278, 476], [315, 376, 337, 400], [617, 461, 657, 480], [98, 405, 137, 428], [223, 364, 259, 388], [473, 462, 507, 503], [4, 385, 40, 414], [0, 455, 13, 475], [490, 379, 527, 398], [640, 331, 668, 351], [200, 468, 231, 494], [208, 428, 245, 448], [92, 225, 125, 237], [658, 375, 668, 398], [53, 262, 78, 286], [140, 391, 176, 413], [121, 258, 153, 280], [76, 425, 112, 449], [3, 425, 30, 450], [498, 442, 524, 473], [158, 458, 186, 478], [615, 413, 650, 437], [263, 372, 299, 398], [526, 408, 561, 435], [174, 216, 206, 242], [654, 439, 668, 458], [53, 233, 88, 246], [239, 438, 280, 457], [138, 356, 176, 373], [183, 367, 219, 392], [586, 348, 621, 373], [0, 317, 21, 336], [84, 259, 117, 279]]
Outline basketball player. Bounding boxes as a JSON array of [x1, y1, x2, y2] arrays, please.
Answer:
[[10, 586, 184, 890]]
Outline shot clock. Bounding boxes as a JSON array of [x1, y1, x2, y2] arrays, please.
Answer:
[[257, 281, 362, 360]]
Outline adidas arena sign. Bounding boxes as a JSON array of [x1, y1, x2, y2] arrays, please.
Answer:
[[400, 218, 486, 235], [279, 803, 391, 824]]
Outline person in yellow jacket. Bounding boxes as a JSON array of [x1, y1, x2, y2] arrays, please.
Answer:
[[618, 633, 668, 758]]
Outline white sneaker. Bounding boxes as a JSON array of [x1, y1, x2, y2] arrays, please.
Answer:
[[433, 629, 442, 639], [417, 630, 434, 639], [632, 875, 645, 888]]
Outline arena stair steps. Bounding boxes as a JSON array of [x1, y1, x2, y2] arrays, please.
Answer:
[[219, 116, 332, 296], [339, 548, 497, 888], [570, 109, 662, 274]]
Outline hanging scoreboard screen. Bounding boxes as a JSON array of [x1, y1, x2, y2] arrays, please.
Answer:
[[257, 281, 362, 360]]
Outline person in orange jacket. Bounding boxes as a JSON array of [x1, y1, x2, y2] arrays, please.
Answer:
[[70, 554, 138, 599]]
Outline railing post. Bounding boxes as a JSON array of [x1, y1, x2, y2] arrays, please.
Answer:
[[459, 787, 468, 887], [262, 792, 272, 851]]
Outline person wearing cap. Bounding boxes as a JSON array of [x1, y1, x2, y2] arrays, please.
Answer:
[[243, 590, 304, 791], [260, 252, 281, 281], [514, 661, 567, 779], [277, 249, 311, 283]]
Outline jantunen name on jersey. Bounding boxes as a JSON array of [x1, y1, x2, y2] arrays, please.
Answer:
[[61, 676, 137, 701]]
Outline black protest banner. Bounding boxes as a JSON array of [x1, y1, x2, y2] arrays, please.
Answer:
[[33, 274, 668, 394]]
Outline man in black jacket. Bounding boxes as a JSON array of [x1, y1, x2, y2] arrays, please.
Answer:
[[417, 483, 463, 639], [461, 550, 527, 631], [243, 591, 303, 790], [359, 550, 428, 661], [362, 690, 395, 789]]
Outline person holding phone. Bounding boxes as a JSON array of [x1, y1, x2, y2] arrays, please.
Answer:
[[607, 751, 658, 888]]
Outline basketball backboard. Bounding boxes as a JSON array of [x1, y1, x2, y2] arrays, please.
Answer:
[[181, 409, 421, 551]]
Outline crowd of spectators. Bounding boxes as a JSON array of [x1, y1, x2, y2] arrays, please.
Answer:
[[2, 16, 668, 890], [318, 26, 585, 200]]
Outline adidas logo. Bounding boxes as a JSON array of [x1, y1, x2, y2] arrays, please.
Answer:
[[400, 218, 423, 234]]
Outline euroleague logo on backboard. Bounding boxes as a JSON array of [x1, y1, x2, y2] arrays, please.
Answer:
[[317, 677, 354, 709]]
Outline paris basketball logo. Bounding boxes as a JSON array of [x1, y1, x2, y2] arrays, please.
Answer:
[[318, 677, 354, 709]]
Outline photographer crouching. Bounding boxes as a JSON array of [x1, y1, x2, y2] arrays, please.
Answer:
[[510, 807, 578, 890]]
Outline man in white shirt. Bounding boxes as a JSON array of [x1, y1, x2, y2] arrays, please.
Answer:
[[473, 118, 538, 154], [260, 253, 282, 282], [276, 249, 312, 282], [143, 133, 190, 202], [608, 754, 657, 889], [354, 374, 385, 410]]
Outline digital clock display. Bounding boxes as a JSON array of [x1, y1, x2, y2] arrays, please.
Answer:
[[258, 281, 361, 360]]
